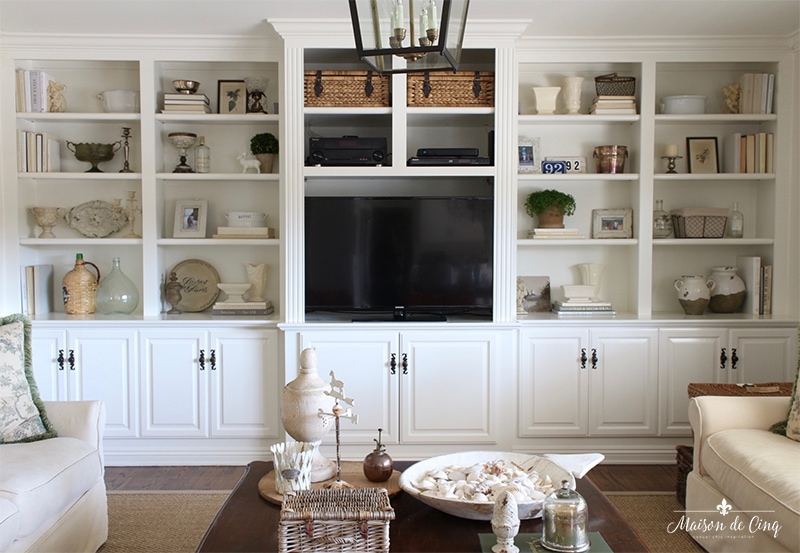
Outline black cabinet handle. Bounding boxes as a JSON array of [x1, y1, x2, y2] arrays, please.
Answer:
[[731, 348, 738, 370], [57, 349, 65, 370], [68, 349, 75, 370], [209, 349, 216, 370], [199, 349, 205, 370], [591, 348, 598, 370], [580, 348, 587, 369], [390, 353, 397, 375], [402, 353, 408, 375], [720, 348, 727, 369]]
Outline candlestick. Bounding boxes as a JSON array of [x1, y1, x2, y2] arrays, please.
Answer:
[[660, 155, 683, 174], [665, 144, 679, 157]]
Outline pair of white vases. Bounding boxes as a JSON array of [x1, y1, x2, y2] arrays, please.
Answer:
[[533, 77, 585, 115]]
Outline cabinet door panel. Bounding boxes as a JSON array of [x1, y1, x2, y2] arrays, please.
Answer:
[[210, 328, 279, 438], [400, 331, 496, 444], [301, 331, 398, 445], [519, 329, 588, 437], [590, 329, 658, 436], [31, 329, 66, 401], [140, 330, 206, 437], [658, 329, 726, 435], [729, 329, 797, 383]]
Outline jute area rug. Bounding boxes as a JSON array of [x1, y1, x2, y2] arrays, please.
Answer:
[[98, 491, 704, 553]]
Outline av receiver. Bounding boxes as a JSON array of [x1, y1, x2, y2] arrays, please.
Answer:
[[307, 136, 387, 166]]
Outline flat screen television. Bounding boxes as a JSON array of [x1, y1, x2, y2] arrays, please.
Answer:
[[305, 196, 493, 320]]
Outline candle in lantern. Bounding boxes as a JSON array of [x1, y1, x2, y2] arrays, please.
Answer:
[[419, 8, 427, 38], [665, 144, 679, 157], [393, 0, 404, 30], [427, 0, 438, 31]]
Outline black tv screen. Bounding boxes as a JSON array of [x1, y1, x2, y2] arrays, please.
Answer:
[[305, 196, 493, 319]]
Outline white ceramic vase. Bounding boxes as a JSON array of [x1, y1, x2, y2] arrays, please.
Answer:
[[674, 275, 715, 315], [578, 263, 605, 298], [707, 266, 746, 313], [563, 77, 585, 114], [533, 86, 561, 115]]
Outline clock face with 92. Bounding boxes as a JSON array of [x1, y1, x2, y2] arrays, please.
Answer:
[[545, 156, 586, 173]]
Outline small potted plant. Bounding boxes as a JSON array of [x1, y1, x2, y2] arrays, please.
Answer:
[[249, 132, 279, 173], [525, 189, 576, 228]]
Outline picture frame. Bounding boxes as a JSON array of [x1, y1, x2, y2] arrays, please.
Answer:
[[217, 80, 246, 115], [686, 136, 719, 174], [593, 208, 633, 239], [518, 136, 542, 174], [517, 276, 551, 314], [173, 199, 208, 238]]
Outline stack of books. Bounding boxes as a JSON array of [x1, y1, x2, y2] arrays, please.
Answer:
[[552, 299, 615, 316], [212, 226, 275, 239], [16, 130, 61, 172], [212, 299, 274, 316], [162, 92, 211, 113], [15, 69, 56, 112], [736, 256, 773, 315], [527, 228, 586, 239], [589, 95, 637, 115], [723, 132, 774, 174], [20, 264, 54, 315], [737, 73, 774, 114]]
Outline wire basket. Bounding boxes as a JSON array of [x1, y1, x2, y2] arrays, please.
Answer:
[[594, 73, 636, 96]]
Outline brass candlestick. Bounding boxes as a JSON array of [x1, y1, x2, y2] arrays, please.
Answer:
[[123, 191, 142, 238], [661, 155, 682, 174], [119, 127, 133, 173]]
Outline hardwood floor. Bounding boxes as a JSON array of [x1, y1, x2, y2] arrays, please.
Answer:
[[104, 464, 677, 493]]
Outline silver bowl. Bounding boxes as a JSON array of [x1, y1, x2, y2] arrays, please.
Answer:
[[173, 79, 200, 94]]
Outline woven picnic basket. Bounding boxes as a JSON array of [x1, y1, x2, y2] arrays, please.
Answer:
[[304, 70, 391, 108], [279, 487, 395, 553], [407, 70, 494, 107]]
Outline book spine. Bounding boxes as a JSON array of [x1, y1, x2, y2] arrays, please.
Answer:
[[762, 265, 772, 315]]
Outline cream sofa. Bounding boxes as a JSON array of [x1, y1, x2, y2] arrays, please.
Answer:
[[687, 396, 800, 553], [0, 400, 108, 553]]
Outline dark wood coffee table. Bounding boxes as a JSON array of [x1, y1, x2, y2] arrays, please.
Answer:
[[197, 460, 650, 553]]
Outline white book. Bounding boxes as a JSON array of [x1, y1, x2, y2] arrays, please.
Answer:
[[766, 74, 775, 114], [22, 70, 32, 112], [46, 136, 61, 172], [738, 73, 754, 114], [723, 132, 741, 174], [30, 70, 42, 112], [761, 265, 773, 315], [736, 256, 761, 315], [216, 226, 273, 236], [17, 130, 28, 172], [15, 69, 26, 112], [31, 264, 54, 314], [765, 133, 774, 174]]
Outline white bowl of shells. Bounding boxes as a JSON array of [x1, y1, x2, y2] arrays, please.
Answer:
[[398, 451, 573, 520]]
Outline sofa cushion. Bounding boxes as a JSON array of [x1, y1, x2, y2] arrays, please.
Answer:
[[0, 436, 102, 540], [0, 497, 20, 552], [0, 314, 56, 443], [704, 428, 800, 552], [786, 355, 800, 442]]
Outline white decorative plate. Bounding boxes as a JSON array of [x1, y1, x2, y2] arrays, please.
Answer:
[[171, 259, 220, 312], [64, 200, 128, 238]]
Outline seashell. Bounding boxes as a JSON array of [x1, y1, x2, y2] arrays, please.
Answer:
[[528, 489, 546, 501], [448, 470, 467, 482], [473, 492, 489, 502], [431, 469, 447, 480]]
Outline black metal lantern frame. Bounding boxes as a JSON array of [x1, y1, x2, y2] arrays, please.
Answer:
[[349, 0, 470, 74]]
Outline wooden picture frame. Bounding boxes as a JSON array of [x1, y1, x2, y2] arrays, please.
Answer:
[[686, 136, 719, 174], [593, 208, 633, 239], [518, 136, 542, 174], [173, 199, 208, 238], [217, 80, 246, 114]]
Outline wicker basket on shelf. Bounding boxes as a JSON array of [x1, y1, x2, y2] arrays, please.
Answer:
[[304, 70, 391, 108], [407, 71, 494, 107], [279, 487, 395, 553], [594, 73, 636, 96]]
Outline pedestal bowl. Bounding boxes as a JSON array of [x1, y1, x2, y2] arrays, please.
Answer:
[[66, 141, 121, 172], [29, 206, 65, 238]]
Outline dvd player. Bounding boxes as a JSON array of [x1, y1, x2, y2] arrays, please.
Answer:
[[407, 156, 491, 166], [416, 147, 480, 158]]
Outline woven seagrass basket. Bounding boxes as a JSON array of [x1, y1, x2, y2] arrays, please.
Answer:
[[304, 70, 390, 108], [407, 71, 494, 107], [279, 487, 395, 553], [594, 73, 636, 97]]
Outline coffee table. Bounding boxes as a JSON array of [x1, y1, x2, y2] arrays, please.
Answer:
[[197, 460, 650, 553]]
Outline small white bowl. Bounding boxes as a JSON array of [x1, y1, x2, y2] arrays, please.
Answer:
[[225, 212, 267, 228], [660, 95, 707, 114]]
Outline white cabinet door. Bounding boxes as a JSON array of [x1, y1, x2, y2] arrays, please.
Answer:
[[518, 328, 589, 437], [727, 328, 797, 383], [588, 328, 659, 436], [209, 327, 280, 439], [140, 328, 207, 438], [400, 330, 498, 445], [658, 328, 727, 435], [31, 326, 137, 437], [300, 331, 398, 445]]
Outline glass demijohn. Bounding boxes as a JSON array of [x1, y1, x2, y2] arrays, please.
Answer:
[[96, 257, 139, 314], [728, 202, 744, 238], [653, 199, 673, 239]]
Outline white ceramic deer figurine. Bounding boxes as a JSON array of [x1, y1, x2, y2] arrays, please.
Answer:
[[237, 153, 261, 173]]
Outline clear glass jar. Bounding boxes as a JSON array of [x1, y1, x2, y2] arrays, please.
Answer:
[[542, 480, 589, 552], [95, 257, 139, 314], [728, 202, 744, 238], [653, 199, 673, 239], [195, 135, 210, 173]]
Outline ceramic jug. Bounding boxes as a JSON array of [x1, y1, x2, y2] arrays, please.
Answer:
[[707, 266, 746, 313], [674, 275, 714, 315]]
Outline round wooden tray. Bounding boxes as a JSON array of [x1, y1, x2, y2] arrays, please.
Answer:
[[258, 460, 402, 505]]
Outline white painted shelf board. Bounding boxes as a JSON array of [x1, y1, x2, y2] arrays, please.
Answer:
[[654, 114, 777, 123], [18, 172, 142, 180], [407, 107, 495, 116], [158, 238, 280, 246], [304, 165, 495, 178], [16, 112, 141, 122], [20, 238, 143, 246], [519, 114, 640, 123], [653, 238, 773, 246], [653, 173, 774, 181], [304, 107, 392, 116], [156, 172, 279, 181], [517, 238, 638, 247], [155, 113, 279, 124], [518, 173, 638, 181]]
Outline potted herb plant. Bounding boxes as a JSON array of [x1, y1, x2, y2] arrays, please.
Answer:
[[524, 189, 576, 228], [250, 132, 279, 173]]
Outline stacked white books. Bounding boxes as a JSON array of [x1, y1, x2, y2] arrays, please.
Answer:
[[212, 226, 275, 239], [17, 130, 61, 172], [19, 264, 54, 315], [589, 95, 637, 115], [737, 73, 775, 114], [212, 299, 274, 316], [552, 299, 615, 316], [16, 69, 57, 112], [528, 228, 586, 239], [162, 92, 211, 114]]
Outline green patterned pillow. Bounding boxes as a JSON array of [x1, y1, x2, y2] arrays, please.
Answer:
[[0, 314, 57, 443], [770, 326, 799, 438]]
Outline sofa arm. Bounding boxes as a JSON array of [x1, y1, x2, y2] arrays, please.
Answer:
[[689, 396, 790, 475], [42, 400, 105, 455]]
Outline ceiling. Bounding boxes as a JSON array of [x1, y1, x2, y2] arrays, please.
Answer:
[[0, 0, 798, 40]]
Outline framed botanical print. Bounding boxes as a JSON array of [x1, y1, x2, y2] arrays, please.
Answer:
[[217, 80, 246, 115], [686, 137, 719, 174]]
